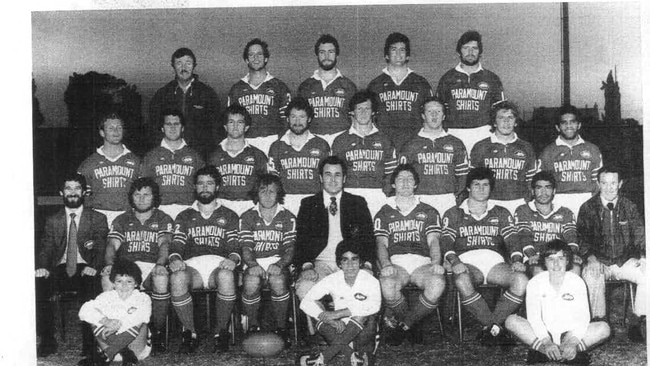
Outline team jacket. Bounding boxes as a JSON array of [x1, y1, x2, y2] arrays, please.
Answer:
[[78, 146, 141, 211], [399, 129, 469, 196], [435, 63, 504, 129], [228, 73, 292, 138], [297, 69, 357, 135], [207, 141, 268, 201], [514, 201, 578, 257], [470, 134, 538, 201], [539, 136, 602, 194], [239, 205, 296, 259], [170, 201, 240, 261], [367, 68, 434, 148], [148, 77, 220, 155], [267, 131, 330, 194], [331, 125, 397, 193], [374, 198, 441, 258], [441, 200, 520, 260], [108, 208, 174, 263], [141, 140, 205, 205], [577, 195, 645, 266]]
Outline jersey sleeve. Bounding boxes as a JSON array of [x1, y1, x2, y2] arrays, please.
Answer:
[[225, 211, 241, 262], [277, 81, 292, 120], [453, 140, 470, 195], [281, 213, 297, 250], [561, 209, 579, 251], [424, 206, 442, 237], [107, 215, 126, 243], [500, 209, 522, 260], [238, 212, 255, 251], [513, 206, 535, 257], [373, 208, 390, 239], [158, 213, 174, 239], [441, 209, 460, 259], [490, 74, 505, 106], [170, 212, 189, 260]]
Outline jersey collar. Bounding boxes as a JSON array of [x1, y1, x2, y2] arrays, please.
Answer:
[[348, 123, 379, 137], [311, 68, 343, 89], [459, 199, 495, 220], [252, 203, 286, 224], [386, 195, 421, 216], [161, 138, 187, 152], [555, 135, 585, 147], [97, 144, 131, 162], [489, 132, 518, 145], [219, 138, 250, 157], [382, 66, 414, 86], [417, 127, 448, 141], [241, 72, 275, 90], [454, 62, 484, 76], [527, 200, 561, 219], [279, 129, 317, 150]]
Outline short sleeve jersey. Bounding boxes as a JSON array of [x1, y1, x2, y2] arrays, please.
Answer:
[[514, 202, 578, 255], [441, 201, 520, 260], [207, 142, 268, 201], [108, 208, 174, 263], [171, 203, 240, 260], [141, 143, 205, 205], [539, 137, 603, 194], [239, 206, 296, 259], [470, 134, 538, 201], [331, 127, 397, 191], [367, 70, 434, 145], [297, 70, 357, 135], [399, 130, 469, 195], [78, 147, 141, 211], [435, 65, 504, 129], [374, 199, 441, 257], [267, 132, 330, 194], [228, 75, 292, 138]]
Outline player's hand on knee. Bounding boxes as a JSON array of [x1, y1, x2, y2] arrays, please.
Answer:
[[100, 265, 112, 277], [431, 264, 445, 275], [82, 267, 97, 276], [35, 268, 50, 278], [301, 269, 318, 282], [267, 263, 282, 277], [248, 264, 265, 277], [528, 254, 540, 266], [169, 259, 185, 272], [380, 264, 395, 277], [220, 258, 236, 271], [152, 264, 168, 276], [451, 262, 467, 275]]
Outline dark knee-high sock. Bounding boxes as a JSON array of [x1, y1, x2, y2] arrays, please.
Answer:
[[386, 294, 409, 322], [271, 292, 290, 329], [95, 325, 140, 359], [492, 291, 524, 325], [404, 293, 438, 328], [461, 292, 493, 326], [151, 292, 170, 330], [319, 319, 364, 362], [171, 293, 195, 333], [242, 293, 262, 328], [215, 292, 236, 333]]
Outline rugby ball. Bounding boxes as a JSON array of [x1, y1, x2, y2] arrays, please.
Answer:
[[242, 332, 284, 357]]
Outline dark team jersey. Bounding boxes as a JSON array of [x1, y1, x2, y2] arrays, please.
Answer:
[[297, 70, 357, 135], [435, 64, 504, 129], [141, 141, 205, 205], [441, 201, 520, 259], [171, 203, 240, 260], [78, 147, 141, 211], [374, 199, 441, 258], [399, 131, 469, 195], [239, 206, 296, 259], [207, 142, 268, 201], [470, 134, 537, 201], [228, 74, 292, 138], [514, 202, 578, 256], [331, 126, 397, 192], [367, 69, 433, 148], [108, 208, 174, 263], [539, 137, 602, 194], [268, 131, 330, 194]]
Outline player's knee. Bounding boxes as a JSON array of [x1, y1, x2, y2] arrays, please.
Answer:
[[504, 314, 522, 331], [267, 274, 287, 292], [216, 268, 235, 283], [242, 277, 261, 295], [510, 272, 528, 294]]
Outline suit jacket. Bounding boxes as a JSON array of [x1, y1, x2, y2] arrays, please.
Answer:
[[36, 207, 109, 271], [295, 191, 374, 269]]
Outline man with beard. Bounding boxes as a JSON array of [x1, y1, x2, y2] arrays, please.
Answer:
[[228, 38, 292, 155], [514, 171, 581, 277], [367, 32, 434, 150], [99, 178, 174, 355], [268, 97, 330, 215], [208, 104, 268, 216], [331, 90, 397, 217], [169, 166, 241, 353], [149, 47, 220, 157], [78, 112, 141, 227], [435, 30, 505, 153], [539, 105, 602, 217], [35, 173, 109, 360], [141, 109, 205, 220], [298, 34, 357, 146]]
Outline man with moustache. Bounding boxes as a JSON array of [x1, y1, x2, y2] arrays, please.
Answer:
[[399, 97, 469, 214], [268, 97, 330, 215], [35, 173, 109, 359], [228, 38, 292, 155], [149, 47, 220, 156], [298, 34, 357, 146], [141, 109, 205, 220], [436, 30, 505, 153], [539, 104, 603, 217], [368, 32, 434, 150], [169, 166, 241, 353]]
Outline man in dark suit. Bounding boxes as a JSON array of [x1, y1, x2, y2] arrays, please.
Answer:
[[35, 173, 109, 360], [294, 156, 374, 300]]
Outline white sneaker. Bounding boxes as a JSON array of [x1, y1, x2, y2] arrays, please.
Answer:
[[300, 352, 325, 366], [351, 351, 369, 366]]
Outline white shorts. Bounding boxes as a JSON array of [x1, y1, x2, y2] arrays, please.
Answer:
[[391, 253, 431, 275], [135, 261, 156, 286], [95, 209, 125, 228], [158, 204, 191, 220], [491, 198, 525, 216], [246, 135, 279, 156], [553, 192, 592, 218], [284, 194, 311, 217], [315, 131, 344, 148], [459, 249, 505, 284], [418, 193, 456, 215], [185, 255, 226, 288], [345, 188, 387, 218], [447, 125, 491, 153], [253, 255, 281, 272], [220, 199, 255, 216]]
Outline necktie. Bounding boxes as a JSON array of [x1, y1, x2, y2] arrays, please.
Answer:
[[66, 213, 78, 277], [329, 197, 338, 216], [607, 202, 614, 211]]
